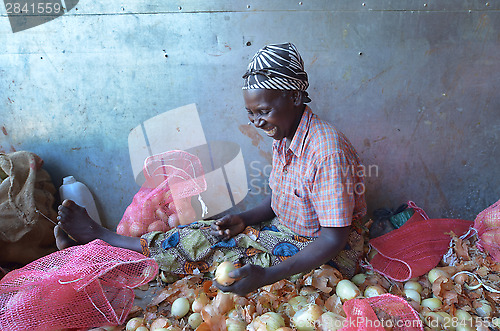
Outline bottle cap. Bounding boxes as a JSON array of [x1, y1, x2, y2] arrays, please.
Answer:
[[63, 176, 76, 185]]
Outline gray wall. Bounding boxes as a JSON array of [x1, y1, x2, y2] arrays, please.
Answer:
[[1, 1, 499, 229]]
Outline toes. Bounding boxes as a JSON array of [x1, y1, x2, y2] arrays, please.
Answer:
[[54, 225, 77, 250], [62, 199, 76, 208], [58, 200, 81, 220]]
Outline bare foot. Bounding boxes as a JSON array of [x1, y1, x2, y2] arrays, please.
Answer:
[[54, 224, 77, 250], [56, 199, 143, 253], [56, 200, 104, 246]]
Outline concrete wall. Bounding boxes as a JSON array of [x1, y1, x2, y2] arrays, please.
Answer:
[[1, 1, 499, 229]]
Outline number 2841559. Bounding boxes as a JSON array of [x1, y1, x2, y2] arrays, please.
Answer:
[[5, 2, 62, 14]]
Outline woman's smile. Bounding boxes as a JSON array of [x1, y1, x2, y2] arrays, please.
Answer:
[[263, 126, 277, 137]]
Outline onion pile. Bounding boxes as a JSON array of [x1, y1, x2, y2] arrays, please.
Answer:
[[91, 231, 499, 331]]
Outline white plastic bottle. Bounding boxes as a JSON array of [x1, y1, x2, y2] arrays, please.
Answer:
[[59, 176, 102, 225]]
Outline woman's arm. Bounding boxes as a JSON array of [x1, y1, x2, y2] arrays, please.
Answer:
[[216, 225, 350, 296]]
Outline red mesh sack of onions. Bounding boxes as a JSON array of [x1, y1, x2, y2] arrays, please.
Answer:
[[341, 293, 423, 331], [0, 239, 158, 331], [473, 198, 500, 263], [117, 150, 207, 237]]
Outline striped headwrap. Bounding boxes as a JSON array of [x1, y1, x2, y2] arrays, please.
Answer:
[[242, 43, 311, 103]]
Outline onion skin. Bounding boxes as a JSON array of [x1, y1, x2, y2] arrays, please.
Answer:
[[474, 299, 493, 317], [150, 317, 171, 330], [317, 312, 344, 331], [192, 292, 209, 313]]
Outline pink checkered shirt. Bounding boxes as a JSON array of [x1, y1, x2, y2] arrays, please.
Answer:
[[269, 106, 367, 237]]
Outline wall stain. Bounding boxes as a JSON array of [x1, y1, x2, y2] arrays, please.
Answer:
[[373, 136, 387, 143], [259, 150, 272, 164], [310, 55, 318, 66], [419, 155, 450, 211], [407, 111, 425, 147], [238, 124, 263, 147], [2, 127, 8, 136], [345, 66, 393, 100]]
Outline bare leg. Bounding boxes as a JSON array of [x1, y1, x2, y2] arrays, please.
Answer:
[[55, 200, 142, 253]]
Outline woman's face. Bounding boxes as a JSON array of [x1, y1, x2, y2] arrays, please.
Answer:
[[243, 89, 303, 141]]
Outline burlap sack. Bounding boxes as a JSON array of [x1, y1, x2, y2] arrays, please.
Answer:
[[0, 151, 57, 264]]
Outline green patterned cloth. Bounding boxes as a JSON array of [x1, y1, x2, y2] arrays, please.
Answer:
[[140, 218, 363, 282]]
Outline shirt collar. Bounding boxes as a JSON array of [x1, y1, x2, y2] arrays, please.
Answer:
[[285, 106, 312, 157]]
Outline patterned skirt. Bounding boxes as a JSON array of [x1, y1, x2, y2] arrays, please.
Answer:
[[140, 218, 363, 282]]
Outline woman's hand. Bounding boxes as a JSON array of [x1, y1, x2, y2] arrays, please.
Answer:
[[210, 214, 246, 241], [214, 264, 267, 296]]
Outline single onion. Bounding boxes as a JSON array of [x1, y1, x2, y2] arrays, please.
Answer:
[[171, 297, 190, 318], [226, 318, 247, 331], [215, 261, 237, 286], [335, 279, 361, 302], [251, 312, 285, 331], [455, 309, 472, 325], [403, 289, 421, 304], [427, 268, 450, 284], [155, 208, 170, 222], [287, 295, 308, 315], [404, 281, 423, 294], [188, 313, 203, 329], [135, 327, 148, 331], [455, 326, 475, 331], [351, 273, 367, 285], [126, 317, 144, 331], [474, 299, 493, 317], [363, 285, 385, 298], [317, 311, 345, 331], [192, 292, 210, 313], [129, 222, 148, 237], [164, 326, 182, 331], [150, 317, 171, 330], [148, 220, 168, 232], [423, 312, 446, 329], [292, 304, 324, 331], [421, 297, 442, 311]]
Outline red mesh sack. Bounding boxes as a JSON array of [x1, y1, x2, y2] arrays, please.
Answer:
[[118, 150, 207, 237], [341, 294, 423, 331], [368, 201, 473, 281], [0, 239, 158, 331], [473, 198, 500, 263]]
